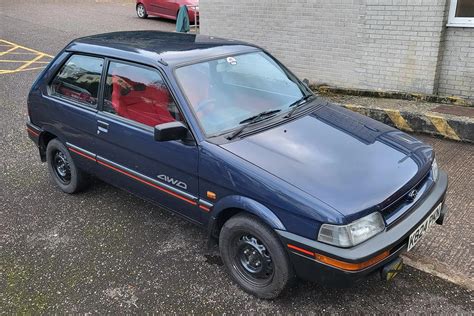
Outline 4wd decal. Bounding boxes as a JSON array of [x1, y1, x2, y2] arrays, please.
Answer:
[[157, 174, 188, 190]]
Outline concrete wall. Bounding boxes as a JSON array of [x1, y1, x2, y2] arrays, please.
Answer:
[[200, 0, 474, 99], [438, 28, 474, 100]]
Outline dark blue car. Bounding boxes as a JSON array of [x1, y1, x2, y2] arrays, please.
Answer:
[[27, 31, 448, 298]]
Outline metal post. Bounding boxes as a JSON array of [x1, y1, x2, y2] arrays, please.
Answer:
[[186, 5, 199, 34]]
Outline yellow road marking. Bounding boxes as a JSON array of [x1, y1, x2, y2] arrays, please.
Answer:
[[0, 60, 49, 63], [16, 54, 45, 71], [0, 66, 47, 74], [384, 109, 413, 132], [427, 115, 461, 141], [0, 39, 54, 58], [2, 52, 39, 55], [0, 39, 54, 75], [0, 46, 18, 56]]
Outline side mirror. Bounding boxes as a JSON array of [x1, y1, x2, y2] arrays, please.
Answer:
[[303, 78, 310, 87], [154, 121, 188, 142]]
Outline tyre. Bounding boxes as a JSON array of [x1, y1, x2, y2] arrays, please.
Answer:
[[219, 213, 295, 299], [46, 139, 89, 193], [136, 3, 148, 19]]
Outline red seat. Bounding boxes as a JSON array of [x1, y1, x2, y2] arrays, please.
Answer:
[[110, 75, 175, 127]]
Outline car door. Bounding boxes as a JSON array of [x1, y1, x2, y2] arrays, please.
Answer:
[[45, 53, 104, 174], [151, 0, 177, 18], [93, 59, 202, 223]]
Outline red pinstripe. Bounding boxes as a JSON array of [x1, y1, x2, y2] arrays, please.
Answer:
[[199, 205, 211, 212], [97, 160, 197, 206], [67, 145, 201, 207], [68, 147, 96, 162], [27, 127, 39, 137]]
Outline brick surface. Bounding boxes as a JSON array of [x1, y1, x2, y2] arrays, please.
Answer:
[[200, 0, 474, 100], [438, 28, 474, 100], [404, 135, 474, 282]]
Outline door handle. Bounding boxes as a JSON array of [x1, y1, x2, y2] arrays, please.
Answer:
[[97, 120, 109, 134]]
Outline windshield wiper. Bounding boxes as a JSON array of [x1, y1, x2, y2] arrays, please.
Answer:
[[227, 109, 281, 140], [284, 94, 314, 118]]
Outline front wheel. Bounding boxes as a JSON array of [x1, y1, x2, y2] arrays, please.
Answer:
[[136, 3, 148, 19], [219, 213, 295, 299]]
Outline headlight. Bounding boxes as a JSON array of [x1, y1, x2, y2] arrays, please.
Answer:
[[318, 212, 385, 247], [432, 158, 439, 182]]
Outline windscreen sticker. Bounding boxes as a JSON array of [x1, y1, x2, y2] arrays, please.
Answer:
[[226, 57, 237, 65]]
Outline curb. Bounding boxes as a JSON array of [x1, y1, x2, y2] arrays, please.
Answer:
[[402, 256, 474, 291], [314, 85, 474, 107], [340, 103, 474, 143]]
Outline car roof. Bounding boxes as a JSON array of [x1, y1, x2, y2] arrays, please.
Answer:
[[67, 31, 261, 67]]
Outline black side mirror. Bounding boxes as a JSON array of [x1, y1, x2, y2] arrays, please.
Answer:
[[303, 78, 310, 87], [154, 121, 188, 142]]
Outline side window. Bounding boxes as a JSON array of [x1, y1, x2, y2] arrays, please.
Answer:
[[103, 62, 181, 127], [50, 55, 103, 107]]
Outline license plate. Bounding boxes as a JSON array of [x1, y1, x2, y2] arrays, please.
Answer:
[[407, 202, 442, 251]]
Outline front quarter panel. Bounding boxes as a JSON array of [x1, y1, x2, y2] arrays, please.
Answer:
[[198, 142, 344, 240]]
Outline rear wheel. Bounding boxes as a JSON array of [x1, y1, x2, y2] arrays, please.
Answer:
[[219, 213, 295, 299], [46, 139, 89, 193], [136, 3, 148, 19]]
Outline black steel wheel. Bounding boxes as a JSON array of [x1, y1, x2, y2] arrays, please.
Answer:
[[46, 139, 89, 193], [52, 150, 71, 184], [233, 234, 274, 287], [219, 213, 295, 299]]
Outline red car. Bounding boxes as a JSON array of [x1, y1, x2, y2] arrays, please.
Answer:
[[136, 0, 199, 23]]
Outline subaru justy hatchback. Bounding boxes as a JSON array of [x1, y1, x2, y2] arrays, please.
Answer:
[[27, 31, 448, 299]]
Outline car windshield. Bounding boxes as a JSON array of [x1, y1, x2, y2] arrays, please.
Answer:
[[175, 51, 310, 136]]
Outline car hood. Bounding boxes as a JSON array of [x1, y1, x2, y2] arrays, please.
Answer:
[[221, 104, 433, 220]]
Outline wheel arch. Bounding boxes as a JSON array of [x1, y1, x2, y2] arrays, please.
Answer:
[[208, 195, 286, 239], [38, 130, 57, 162]]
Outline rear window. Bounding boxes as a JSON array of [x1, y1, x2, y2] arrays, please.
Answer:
[[50, 55, 103, 107]]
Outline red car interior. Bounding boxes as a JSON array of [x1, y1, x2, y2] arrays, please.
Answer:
[[110, 75, 176, 127]]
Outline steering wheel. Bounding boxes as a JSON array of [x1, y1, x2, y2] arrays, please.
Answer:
[[195, 98, 216, 115]]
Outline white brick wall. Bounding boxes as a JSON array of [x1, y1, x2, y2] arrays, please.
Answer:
[[438, 28, 474, 100], [359, 0, 446, 94], [200, 0, 364, 88], [200, 0, 474, 100]]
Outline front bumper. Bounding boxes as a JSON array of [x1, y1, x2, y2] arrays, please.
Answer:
[[276, 170, 448, 285]]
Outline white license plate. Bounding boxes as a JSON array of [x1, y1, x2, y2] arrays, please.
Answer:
[[407, 202, 442, 251]]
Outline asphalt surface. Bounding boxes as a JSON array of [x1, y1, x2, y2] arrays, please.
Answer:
[[1, 1, 473, 313]]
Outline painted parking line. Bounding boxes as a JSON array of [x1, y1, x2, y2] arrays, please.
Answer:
[[0, 39, 54, 75]]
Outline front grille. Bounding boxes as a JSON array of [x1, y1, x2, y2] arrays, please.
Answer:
[[382, 171, 432, 227]]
